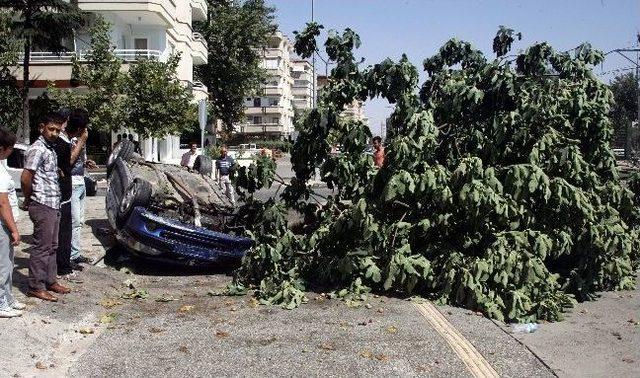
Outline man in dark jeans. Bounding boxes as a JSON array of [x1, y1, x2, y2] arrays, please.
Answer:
[[21, 112, 71, 302], [55, 109, 89, 282]]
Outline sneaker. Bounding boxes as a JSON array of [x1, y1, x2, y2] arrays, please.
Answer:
[[59, 271, 84, 284], [73, 255, 92, 264], [0, 308, 23, 318], [10, 301, 27, 310]]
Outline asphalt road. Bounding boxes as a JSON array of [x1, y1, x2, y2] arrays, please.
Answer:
[[2, 192, 638, 377]]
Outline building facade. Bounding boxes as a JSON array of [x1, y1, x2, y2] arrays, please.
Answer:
[[235, 33, 317, 140], [236, 32, 296, 139], [15, 0, 209, 163], [291, 60, 315, 110]]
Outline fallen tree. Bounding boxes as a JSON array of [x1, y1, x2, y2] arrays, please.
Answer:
[[230, 25, 640, 322]]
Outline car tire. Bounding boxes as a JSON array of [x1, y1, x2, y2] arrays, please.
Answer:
[[117, 178, 152, 227], [193, 155, 213, 176], [114, 158, 132, 195], [107, 140, 135, 176]]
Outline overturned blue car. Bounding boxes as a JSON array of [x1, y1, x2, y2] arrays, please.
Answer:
[[105, 140, 252, 266]]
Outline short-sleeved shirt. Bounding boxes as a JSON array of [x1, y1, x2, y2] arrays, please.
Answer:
[[216, 156, 235, 176], [0, 161, 19, 224], [55, 134, 73, 202], [70, 137, 86, 186], [24, 136, 61, 209]]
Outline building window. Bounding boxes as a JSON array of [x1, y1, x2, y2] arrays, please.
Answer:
[[269, 98, 279, 106], [253, 98, 261, 107], [253, 116, 262, 125], [271, 117, 279, 124]]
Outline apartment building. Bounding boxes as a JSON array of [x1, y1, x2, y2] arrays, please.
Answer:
[[317, 75, 368, 124], [236, 32, 297, 139], [291, 60, 315, 109], [15, 0, 209, 163]]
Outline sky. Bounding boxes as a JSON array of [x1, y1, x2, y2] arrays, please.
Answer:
[[267, 0, 640, 135]]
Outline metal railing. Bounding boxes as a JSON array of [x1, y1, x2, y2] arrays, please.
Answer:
[[23, 49, 163, 63], [192, 81, 208, 91], [192, 32, 207, 48]]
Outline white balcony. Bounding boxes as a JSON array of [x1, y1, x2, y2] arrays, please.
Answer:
[[78, 0, 177, 26], [192, 32, 208, 65], [191, 0, 207, 21], [263, 48, 284, 59], [246, 106, 284, 115], [192, 81, 208, 102], [263, 86, 283, 96], [25, 49, 163, 63], [238, 123, 284, 134]]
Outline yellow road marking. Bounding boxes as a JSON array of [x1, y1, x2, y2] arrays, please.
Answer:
[[414, 302, 500, 378]]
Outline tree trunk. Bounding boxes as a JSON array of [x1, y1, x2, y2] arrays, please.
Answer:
[[19, 37, 31, 144]]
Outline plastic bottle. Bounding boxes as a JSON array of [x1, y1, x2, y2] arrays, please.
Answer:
[[511, 323, 539, 333]]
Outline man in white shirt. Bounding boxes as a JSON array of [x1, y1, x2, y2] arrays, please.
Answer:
[[180, 142, 199, 170], [0, 126, 24, 317]]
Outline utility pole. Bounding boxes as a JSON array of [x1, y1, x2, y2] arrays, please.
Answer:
[[311, 0, 316, 108]]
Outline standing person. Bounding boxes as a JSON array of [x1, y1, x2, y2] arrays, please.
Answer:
[[372, 136, 385, 168], [22, 112, 70, 302], [215, 146, 236, 206], [180, 142, 199, 169], [0, 127, 24, 318], [54, 109, 76, 281], [68, 109, 95, 266]]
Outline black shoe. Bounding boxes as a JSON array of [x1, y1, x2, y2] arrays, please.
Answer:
[[73, 255, 92, 264], [70, 262, 85, 271]]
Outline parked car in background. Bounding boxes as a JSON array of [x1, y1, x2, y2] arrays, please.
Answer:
[[106, 140, 252, 265], [4, 143, 97, 196]]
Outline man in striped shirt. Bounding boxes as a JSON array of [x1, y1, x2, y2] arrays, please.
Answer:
[[21, 112, 71, 302]]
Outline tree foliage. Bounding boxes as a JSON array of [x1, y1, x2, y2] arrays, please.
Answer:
[[0, 0, 84, 142], [50, 17, 126, 131], [0, 10, 21, 131], [51, 18, 195, 139], [194, 0, 277, 133], [609, 72, 638, 144], [125, 55, 196, 139], [230, 25, 640, 322]]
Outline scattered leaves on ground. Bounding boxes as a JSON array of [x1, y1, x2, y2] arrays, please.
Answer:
[[215, 330, 229, 338], [99, 313, 117, 324], [79, 327, 94, 335], [99, 298, 122, 309], [386, 325, 398, 334], [319, 342, 336, 351], [178, 305, 195, 313], [35, 362, 47, 370]]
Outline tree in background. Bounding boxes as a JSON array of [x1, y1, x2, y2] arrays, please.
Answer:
[[125, 54, 197, 139], [50, 17, 126, 131], [609, 72, 639, 151], [51, 18, 195, 140], [0, 0, 84, 143], [0, 10, 21, 131], [195, 0, 277, 135]]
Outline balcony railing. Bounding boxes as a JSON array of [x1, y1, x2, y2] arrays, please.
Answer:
[[263, 48, 283, 58], [192, 81, 208, 92], [193, 32, 207, 48], [24, 49, 163, 63]]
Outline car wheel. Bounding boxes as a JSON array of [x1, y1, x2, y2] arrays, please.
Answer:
[[193, 155, 213, 176], [117, 178, 152, 227], [107, 140, 135, 176], [114, 158, 132, 195]]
